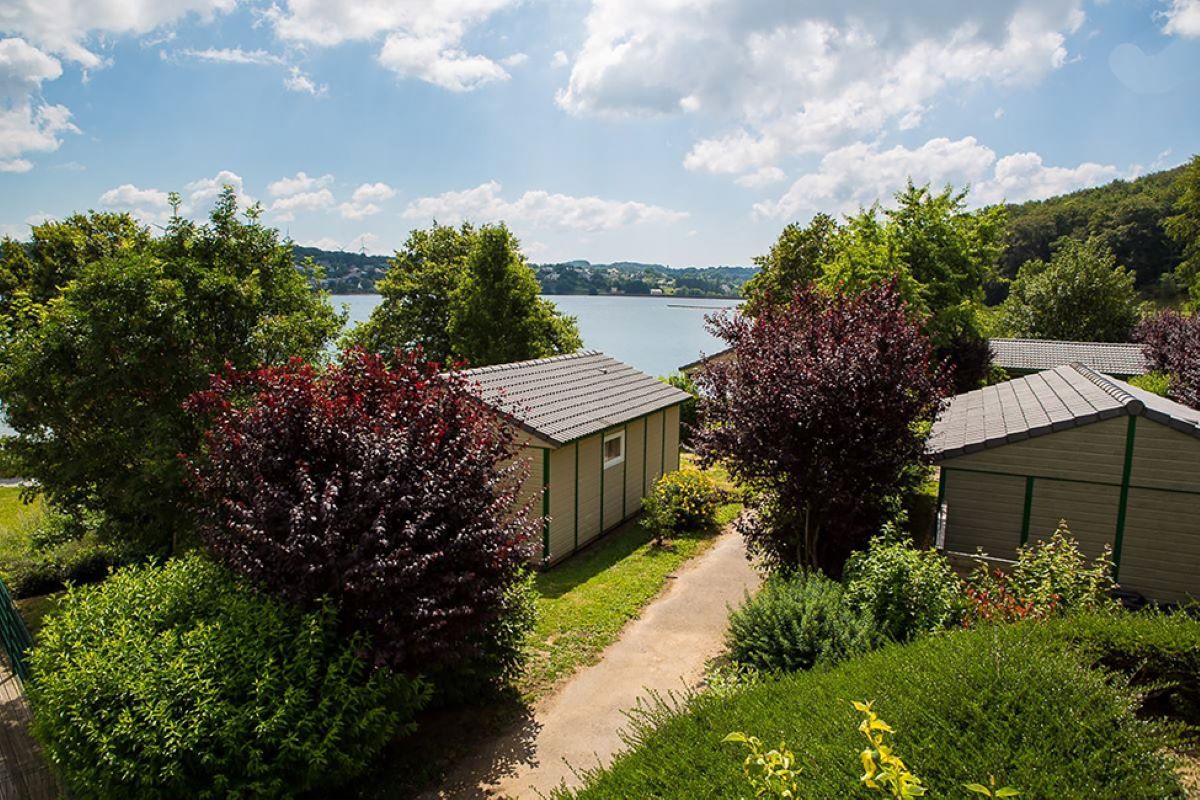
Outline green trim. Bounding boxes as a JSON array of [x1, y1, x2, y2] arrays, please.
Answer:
[[573, 442, 579, 550], [1020, 476, 1035, 546], [1113, 415, 1137, 580], [622, 424, 628, 520], [939, 465, 1200, 498], [935, 468, 947, 509], [542, 449, 551, 563], [661, 411, 667, 478], [642, 416, 649, 495]]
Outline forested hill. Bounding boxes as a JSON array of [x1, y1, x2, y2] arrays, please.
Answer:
[[1000, 163, 1189, 291], [294, 245, 756, 297]]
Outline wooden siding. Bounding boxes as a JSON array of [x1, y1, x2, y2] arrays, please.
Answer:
[[946, 417, 1127, 483], [1119, 487, 1200, 603], [943, 469, 1025, 559], [547, 444, 576, 560], [625, 418, 647, 519], [1130, 421, 1200, 494], [1026, 479, 1120, 561], [664, 405, 681, 472], [576, 435, 602, 548], [645, 410, 665, 489]]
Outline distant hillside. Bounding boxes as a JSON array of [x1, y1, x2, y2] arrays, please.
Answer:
[[1000, 163, 1190, 292], [294, 246, 756, 297]]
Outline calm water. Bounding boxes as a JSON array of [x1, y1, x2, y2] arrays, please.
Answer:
[[337, 293, 736, 376]]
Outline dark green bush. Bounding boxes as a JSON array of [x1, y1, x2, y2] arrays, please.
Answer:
[[727, 571, 876, 673], [0, 512, 134, 598], [28, 555, 428, 800], [561, 623, 1185, 799], [844, 535, 963, 642]]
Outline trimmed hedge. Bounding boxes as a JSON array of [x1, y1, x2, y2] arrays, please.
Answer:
[[561, 622, 1186, 799], [28, 555, 428, 800]]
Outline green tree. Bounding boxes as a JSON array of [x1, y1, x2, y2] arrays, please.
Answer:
[[1166, 154, 1200, 307], [0, 188, 343, 551], [341, 221, 475, 361], [999, 237, 1140, 342], [450, 224, 582, 366], [742, 213, 840, 315]]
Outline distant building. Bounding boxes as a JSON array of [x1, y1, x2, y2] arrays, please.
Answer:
[[649, 288, 664, 296]]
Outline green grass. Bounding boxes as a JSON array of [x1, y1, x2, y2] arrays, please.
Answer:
[[0, 486, 44, 558], [521, 500, 741, 699], [560, 619, 1190, 799]]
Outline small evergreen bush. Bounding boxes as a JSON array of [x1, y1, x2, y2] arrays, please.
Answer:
[[844, 535, 964, 642], [727, 571, 876, 672], [28, 555, 427, 800], [641, 468, 721, 542]]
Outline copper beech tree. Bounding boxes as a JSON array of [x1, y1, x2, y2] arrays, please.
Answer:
[[694, 282, 948, 575], [183, 350, 538, 674]]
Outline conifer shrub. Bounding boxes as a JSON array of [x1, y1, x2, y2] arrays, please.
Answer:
[[727, 571, 877, 673], [28, 555, 426, 800]]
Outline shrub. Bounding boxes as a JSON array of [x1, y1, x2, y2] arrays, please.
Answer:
[[560, 623, 1185, 799], [1135, 309, 1200, 410], [183, 350, 538, 677], [727, 571, 876, 673], [1127, 371, 1171, 397], [661, 373, 700, 445], [28, 555, 427, 800], [0, 511, 136, 599], [641, 468, 721, 543], [844, 536, 964, 642]]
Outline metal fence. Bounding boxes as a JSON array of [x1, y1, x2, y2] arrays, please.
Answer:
[[0, 580, 31, 683]]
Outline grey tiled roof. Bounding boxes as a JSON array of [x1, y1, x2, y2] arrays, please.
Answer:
[[930, 363, 1200, 460], [460, 351, 691, 446], [990, 338, 1148, 376]]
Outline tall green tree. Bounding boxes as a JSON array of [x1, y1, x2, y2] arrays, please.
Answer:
[[348, 222, 581, 367], [742, 213, 840, 315], [450, 224, 582, 366], [341, 222, 475, 361], [999, 237, 1140, 342], [0, 188, 343, 551], [1166, 154, 1200, 307]]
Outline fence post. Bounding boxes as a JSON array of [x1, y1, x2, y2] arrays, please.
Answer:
[[0, 577, 33, 682]]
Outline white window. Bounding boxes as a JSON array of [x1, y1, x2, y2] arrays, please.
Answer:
[[603, 431, 625, 468]]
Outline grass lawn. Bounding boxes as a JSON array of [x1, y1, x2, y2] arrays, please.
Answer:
[[0, 486, 44, 559]]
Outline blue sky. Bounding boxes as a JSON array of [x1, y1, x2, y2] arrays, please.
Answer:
[[1, 1, 1198, 266]]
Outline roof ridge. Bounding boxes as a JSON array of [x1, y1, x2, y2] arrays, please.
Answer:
[[456, 349, 601, 376], [1069, 363, 1144, 415], [991, 337, 1142, 347]]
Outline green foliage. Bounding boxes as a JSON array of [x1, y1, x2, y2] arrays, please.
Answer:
[[972, 521, 1116, 613], [0, 190, 343, 551], [742, 212, 841, 315], [998, 237, 1141, 342], [723, 732, 801, 798], [1128, 370, 1171, 397], [853, 701, 927, 798], [347, 222, 581, 367], [641, 467, 721, 542], [0, 508, 136, 598], [1164, 155, 1200, 306], [28, 555, 426, 800], [844, 536, 964, 642], [661, 373, 700, 444], [559, 623, 1185, 799], [727, 571, 876, 673]]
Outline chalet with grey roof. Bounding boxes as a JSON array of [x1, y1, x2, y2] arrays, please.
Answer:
[[463, 351, 690, 565], [929, 363, 1200, 604]]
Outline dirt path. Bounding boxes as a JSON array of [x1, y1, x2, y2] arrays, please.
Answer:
[[424, 529, 761, 799]]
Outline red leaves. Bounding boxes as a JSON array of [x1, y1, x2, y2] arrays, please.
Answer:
[[1135, 310, 1200, 409], [695, 282, 948, 573], [182, 348, 538, 674]]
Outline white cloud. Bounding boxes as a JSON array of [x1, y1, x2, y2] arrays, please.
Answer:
[[1, 0, 237, 69], [0, 38, 80, 169], [559, 1, 1085, 185], [402, 181, 688, 231], [754, 136, 1120, 219], [352, 182, 396, 203], [186, 169, 255, 211], [177, 47, 286, 65], [500, 52, 528, 67], [284, 65, 327, 96], [1161, 0, 1200, 36], [269, 188, 335, 221], [338, 202, 380, 219], [99, 184, 171, 209], [735, 166, 786, 188], [265, 0, 520, 91], [299, 236, 343, 250], [994, 107, 1006, 119], [24, 211, 53, 225], [552, 50, 569, 68], [268, 171, 334, 197]]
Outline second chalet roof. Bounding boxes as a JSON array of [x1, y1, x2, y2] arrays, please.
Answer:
[[460, 351, 691, 446], [989, 338, 1148, 376], [929, 362, 1200, 460]]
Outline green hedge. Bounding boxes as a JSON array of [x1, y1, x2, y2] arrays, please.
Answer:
[[29, 555, 428, 799], [560, 622, 1186, 799]]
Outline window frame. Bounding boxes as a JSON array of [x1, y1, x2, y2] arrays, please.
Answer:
[[602, 430, 626, 469]]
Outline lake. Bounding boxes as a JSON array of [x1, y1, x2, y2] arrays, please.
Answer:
[[338, 294, 736, 377]]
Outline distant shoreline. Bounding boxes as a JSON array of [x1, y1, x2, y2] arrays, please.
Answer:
[[330, 291, 743, 301]]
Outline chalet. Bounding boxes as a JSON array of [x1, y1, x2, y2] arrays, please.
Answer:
[[929, 363, 1200, 604], [464, 351, 689, 565]]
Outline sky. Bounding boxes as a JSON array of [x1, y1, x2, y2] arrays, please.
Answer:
[[0, 1, 1198, 267]]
